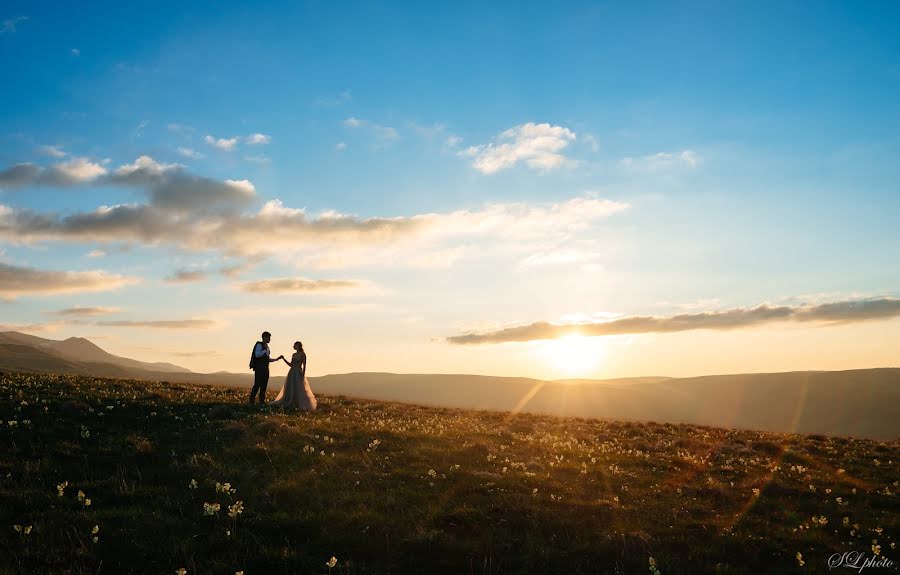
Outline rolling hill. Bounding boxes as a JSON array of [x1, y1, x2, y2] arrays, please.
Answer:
[[0, 331, 898, 439]]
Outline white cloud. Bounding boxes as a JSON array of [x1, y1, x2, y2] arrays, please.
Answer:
[[583, 134, 600, 152], [343, 117, 398, 147], [114, 155, 179, 178], [445, 135, 463, 148], [245, 133, 271, 145], [620, 149, 700, 171], [52, 157, 108, 182], [335, 142, 347, 152], [1, 16, 28, 35], [204, 135, 239, 151], [39, 145, 66, 158], [0, 151, 627, 271], [177, 147, 204, 159], [314, 91, 352, 106], [70, 48, 80, 56], [460, 123, 577, 174]]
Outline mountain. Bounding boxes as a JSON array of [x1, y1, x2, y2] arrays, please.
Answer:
[[0, 331, 191, 374], [1, 331, 897, 439]]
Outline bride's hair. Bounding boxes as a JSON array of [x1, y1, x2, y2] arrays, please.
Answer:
[[295, 341, 303, 352]]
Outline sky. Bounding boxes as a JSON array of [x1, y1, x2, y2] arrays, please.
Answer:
[[1, 1, 899, 380]]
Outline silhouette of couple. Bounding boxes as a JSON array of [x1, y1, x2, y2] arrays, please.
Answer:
[[249, 331, 317, 410]]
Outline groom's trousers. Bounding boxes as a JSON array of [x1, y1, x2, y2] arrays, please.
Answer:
[[249, 369, 269, 404]]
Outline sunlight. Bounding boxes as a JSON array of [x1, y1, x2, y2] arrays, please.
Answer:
[[539, 335, 605, 376]]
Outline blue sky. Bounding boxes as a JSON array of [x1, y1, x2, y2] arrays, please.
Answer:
[[1, 1, 898, 378]]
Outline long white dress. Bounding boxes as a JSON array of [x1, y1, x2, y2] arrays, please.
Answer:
[[270, 352, 317, 410]]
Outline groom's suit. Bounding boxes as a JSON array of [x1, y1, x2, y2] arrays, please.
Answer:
[[249, 341, 271, 404]]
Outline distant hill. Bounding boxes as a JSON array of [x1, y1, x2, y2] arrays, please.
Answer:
[[0, 331, 191, 374], [0, 331, 897, 439], [305, 369, 900, 439]]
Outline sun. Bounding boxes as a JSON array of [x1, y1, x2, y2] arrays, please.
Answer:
[[539, 335, 605, 376]]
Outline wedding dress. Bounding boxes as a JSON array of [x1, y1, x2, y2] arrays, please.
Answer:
[[270, 352, 317, 410]]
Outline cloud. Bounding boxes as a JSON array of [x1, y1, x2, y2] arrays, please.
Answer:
[[447, 297, 900, 344], [177, 147, 204, 159], [0, 185, 627, 270], [93, 319, 221, 329], [39, 145, 67, 158], [620, 149, 699, 171], [204, 135, 239, 151], [48, 306, 121, 317], [0, 157, 109, 188], [460, 123, 577, 174], [314, 91, 352, 106], [0, 164, 40, 187], [245, 133, 271, 145], [343, 117, 398, 147], [335, 142, 347, 152], [238, 277, 362, 294], [1, 16, 28, 35], [165, 269, 207, 283], [70, 48, 80, 56], [0, 262, 138, 300]]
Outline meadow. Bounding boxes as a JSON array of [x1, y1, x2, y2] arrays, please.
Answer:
[[0, 371, 897, 574]]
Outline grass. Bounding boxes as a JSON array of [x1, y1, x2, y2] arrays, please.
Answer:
[[0, 371, 897, 574]]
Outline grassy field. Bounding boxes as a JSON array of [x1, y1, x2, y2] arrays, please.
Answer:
[[0, 372, 897, 574]]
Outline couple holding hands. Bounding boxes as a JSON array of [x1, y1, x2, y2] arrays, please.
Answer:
[[248, 331, 317, 410]]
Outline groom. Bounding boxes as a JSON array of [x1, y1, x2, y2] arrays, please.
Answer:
[[249, 331, 282, 405]]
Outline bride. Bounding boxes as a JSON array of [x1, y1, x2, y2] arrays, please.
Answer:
[[269, 341, 317, 410]]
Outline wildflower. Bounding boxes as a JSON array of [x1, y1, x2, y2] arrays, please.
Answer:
[[80, 425, 90, 439], [92, 525, 99, 534], [809, 484, 816, 492], [649, 555, 661, 575], [752, 488, 760, 497], [57, 481, 68, 497], [215, 482, 234, 494], [796, 552, 805, 567], [176, 569, 187, 575], [189, 479, 198, 490], [84, 498, 92, 506], [77, 490, 85, 502], [236, 572, 244, 575], [13, 525, 21, 533], [228, 501, 244, 518], [326, 556, 338, 568], [24, 526, 32, 535], [872, 543, 881, 556], [427, 469, 437, 478], [203, 502, 221, 516]]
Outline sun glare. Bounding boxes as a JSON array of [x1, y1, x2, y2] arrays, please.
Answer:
[[539, 335, 605, 376]]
